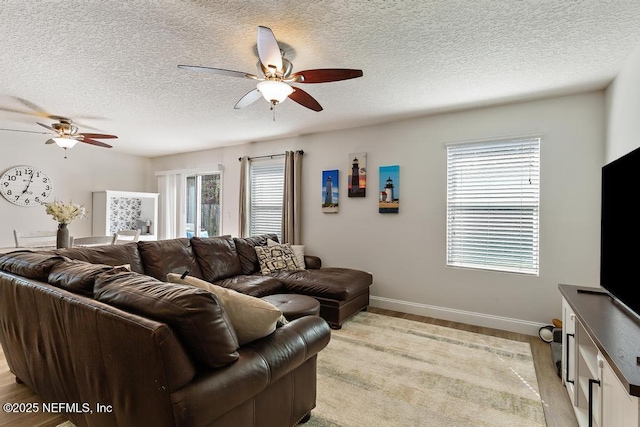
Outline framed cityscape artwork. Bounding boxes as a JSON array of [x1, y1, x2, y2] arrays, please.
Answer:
[[348, 152, 366, 197], [379, 165, 399, 213], [322, 169, 339, 213]]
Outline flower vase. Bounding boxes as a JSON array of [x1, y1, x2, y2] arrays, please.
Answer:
[[56, 223, 70, 249]]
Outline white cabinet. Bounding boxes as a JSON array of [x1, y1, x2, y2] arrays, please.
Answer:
[[560, 285, 640, 427], [92, 191, 158, 241], [574, 319, 600, 426], [562, 298, 577, 405], [600, 354, 639, 427]]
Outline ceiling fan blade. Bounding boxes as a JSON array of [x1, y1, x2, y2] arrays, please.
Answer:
[[65, 120, 103, 131], [78, 133, 118, 139], [0, 106, 35, 116], [288, 87, 323, 112], [257, 26, 283, 72], [178, 65, 258, 80], [81, 137, 112, 148], [36, 122, 57, 132], [234, 89, 263, 109], [289, 69, 363, 84], [15, 97, 52, 117], [0, 127, 50, 135]]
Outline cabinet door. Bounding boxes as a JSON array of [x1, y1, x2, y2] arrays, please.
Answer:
[[600, 354, 639, 427], [562, 298, 578, 405]]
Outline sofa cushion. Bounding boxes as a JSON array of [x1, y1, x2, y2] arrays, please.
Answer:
[[233, 234, 278, 275], [213, 275, 285, 298], [167, 273, 283, 346], [255, 244, 302, 275], [54, 242, 145, 273], [48, 259, 126, 297], [273, 268, 373, 301], [94, 270, 239, 368], [137, 238, 203, 281], [0, 251, 65, 281], [191, 236, 242, 282]]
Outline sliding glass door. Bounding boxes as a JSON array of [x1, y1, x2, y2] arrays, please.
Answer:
[[186, 173, 221, 238]]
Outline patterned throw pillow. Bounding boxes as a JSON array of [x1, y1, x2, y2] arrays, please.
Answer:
[[254, 244, 302, 275], [267, 238, 305, 269]]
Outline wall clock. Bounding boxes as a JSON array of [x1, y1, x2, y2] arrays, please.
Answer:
[[0, 165, 53, 207]]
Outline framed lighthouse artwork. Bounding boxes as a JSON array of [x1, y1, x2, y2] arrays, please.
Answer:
[[347, 152, 366, 197], [322, 169, 339, 213], [379, 165, 399, 213]]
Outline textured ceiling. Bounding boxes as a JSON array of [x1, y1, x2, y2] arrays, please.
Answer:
[[1, 1, 639, 158]]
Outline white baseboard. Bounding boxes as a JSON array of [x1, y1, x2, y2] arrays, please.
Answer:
[[369, 296, 546, 337]]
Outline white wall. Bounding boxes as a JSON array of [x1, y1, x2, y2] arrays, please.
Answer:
[[152, 91, 604, 334], [0, 133, 153, 247], [606, 45, 640, 161]]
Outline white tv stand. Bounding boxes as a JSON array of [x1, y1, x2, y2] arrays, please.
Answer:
[[559, 284, 640, 427]]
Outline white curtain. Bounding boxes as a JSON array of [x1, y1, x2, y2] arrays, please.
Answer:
[[157, 173, 187, 240], [238, 156, 250, 237]]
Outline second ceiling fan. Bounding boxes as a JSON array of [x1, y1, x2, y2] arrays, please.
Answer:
[[178, 26, 363, 113]]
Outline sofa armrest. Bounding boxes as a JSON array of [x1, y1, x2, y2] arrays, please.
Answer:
[[246, 315, 331, 381], [170, 316, 331, 424], [304, 255, 322, 269]]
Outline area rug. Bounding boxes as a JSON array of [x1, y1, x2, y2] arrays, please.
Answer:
[[306, 312, 546, 427], [57, 312, 545, 427]]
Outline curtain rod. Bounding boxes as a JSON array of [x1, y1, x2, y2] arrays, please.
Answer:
[[238, 150, 304, 162]]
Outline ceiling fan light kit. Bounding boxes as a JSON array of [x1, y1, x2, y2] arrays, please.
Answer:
[[257, 80, 294, 104], [52, 137, 78, 149], [179, 25, 363, 116]]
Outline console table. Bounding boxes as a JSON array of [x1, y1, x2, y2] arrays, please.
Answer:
[[559, 284, 640, 427]]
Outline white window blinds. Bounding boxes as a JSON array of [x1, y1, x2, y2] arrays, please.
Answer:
[[250, 160, 284, 240], [446, 137, 540, 275]]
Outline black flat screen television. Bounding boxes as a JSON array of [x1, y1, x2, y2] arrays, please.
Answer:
[[600, 145, 640, 318]]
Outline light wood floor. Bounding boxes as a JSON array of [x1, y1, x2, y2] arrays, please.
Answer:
[[0, 308, 577, 427]]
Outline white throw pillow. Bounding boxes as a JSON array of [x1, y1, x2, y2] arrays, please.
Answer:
[[166, 273, 283, 345], [267, 238, 305, 269]]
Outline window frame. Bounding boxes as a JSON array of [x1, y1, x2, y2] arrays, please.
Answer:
[[446, 136, 541, 276], [249, 157, 285, 241]]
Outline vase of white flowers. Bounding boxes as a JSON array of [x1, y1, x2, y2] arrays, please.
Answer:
[[43, 200, 86, 248]]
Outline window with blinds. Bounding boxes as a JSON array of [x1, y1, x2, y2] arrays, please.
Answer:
[[446, 137, 540, 275], [250, 159, 284, 241]]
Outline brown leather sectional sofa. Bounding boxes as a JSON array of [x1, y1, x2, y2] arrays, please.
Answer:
[[0, 234, 372, 427], [55, 234, 373, 329]]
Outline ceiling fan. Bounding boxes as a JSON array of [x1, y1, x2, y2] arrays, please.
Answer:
[[178, 26, 363, 114], [0, 117, 117, 158]]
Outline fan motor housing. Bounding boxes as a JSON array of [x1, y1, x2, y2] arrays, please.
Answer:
[[52, 120, 78, 135]]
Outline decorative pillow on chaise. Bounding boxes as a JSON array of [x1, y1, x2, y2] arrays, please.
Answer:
[[267, 238, 305, 269], [254, 244, 302, 275], [167, 272, 284, 345]]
